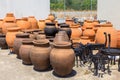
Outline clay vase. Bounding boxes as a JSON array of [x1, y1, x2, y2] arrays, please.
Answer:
[[95, 24, 117, 47], [2, 21, 18, 34], [38, 20, 45, 30], [6, 27, 21, 52], [59, 24, 71, 39], [28, 16, 38, 29], [17, 17, 31, 30], [50, 42, 75, 76], [0, 34, 8, 49], [47, 14, 55, 22], [30, 39, 51, 71], [19, 39, 33, 65], [3, 13, 16, 22], [117, 30, 120, 48], [70, 24, 82, 39], [44, 22, 58, 37], [13, 33, 29, 59]]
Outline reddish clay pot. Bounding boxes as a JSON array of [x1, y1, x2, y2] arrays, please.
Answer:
[[50, 42, 75, 76], [59, 24, 71, 39], [117, 30, 120, 48], [0, 34, 8, 49], [2, 21, 18, 34], [83, 28, 95, 37], [6, 27, 21, 51], [3, 13, 16, 22], [28, 16, 38, 29], [19, 39, 33, 65], [95, 24, 117, 47], [70, 24, 82, 39], [13, 33, 29, 59], [38, 20, 45, 30], [30, 39, 51, 71], [17, 17, 31, 30]]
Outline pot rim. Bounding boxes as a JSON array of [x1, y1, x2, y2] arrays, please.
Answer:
[[33, 39, 49, 45]]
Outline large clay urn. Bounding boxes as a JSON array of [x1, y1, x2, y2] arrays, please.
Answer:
[[70, 24, 82, 39], [95, 23, 117, 47], [6, 27, 21, 52], [38, 20, 45, 30], [44, 22, 58, 37], [59, 24, 71, 39], [17, 17, 31, 30], [3, 13, 16, 22], [117, 30, 120, 48], [13, 33, 29, 59], [50, 41, 75, 76], [2, 21, 18, 34], [30, 39, 51, 71], [0, 34, 8, 49], [28, 16, 38, 29], [19, 39, 33, 65]]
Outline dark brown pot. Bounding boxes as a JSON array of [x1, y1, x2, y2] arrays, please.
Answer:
[[19, 39, 34, 65], [13, 33, 29, 59], [0, 34, 8, 49], [50, 42, 75, 76], [30, 39, 51, 71]]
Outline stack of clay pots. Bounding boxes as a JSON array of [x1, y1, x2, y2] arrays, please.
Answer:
[[50, 31, 75, 76]]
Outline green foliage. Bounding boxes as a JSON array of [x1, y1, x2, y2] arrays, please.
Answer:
[[50, 0, 97, 11]]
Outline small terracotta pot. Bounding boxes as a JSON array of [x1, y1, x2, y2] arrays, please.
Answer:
[[13, 33, 29, 59], [38, 20, 46, 30], [19, 39, 34, 65], [28, 16, 38, 29], [30, 39, 51, 71]]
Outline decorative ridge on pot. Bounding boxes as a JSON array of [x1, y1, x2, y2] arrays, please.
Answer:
[[33, 39, 49, 46], [33, 29, 41, 32], [7, 27, 21, 31], [22, 29, 34, 33], [53, 41, 72, 47], [100, 23, 113, 27], [22, 39, 34, 44], [46, 22, 55, 26], [16, 33, 29, 38]]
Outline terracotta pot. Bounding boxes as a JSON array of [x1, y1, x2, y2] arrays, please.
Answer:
[[95, 24, 117, 47], [3, 13, 16, 22], [17, 17, 31, 30], [44, 22, 58, 37], [66, 19, 74, 27], [83, 28, 95, 37], [83, 20, 94, 28], [70, 24, 82, 39], [47, 14, 55, 21], [2, 21, 18, 34], [13, 33, 29, 59], [59, 24, 71, 39], [117, 30, 120, 48], [28, 16, 38, 29], [30, 39, 51, 71], [6, 27, 21, 51], [19, 39, 33, 65], [0, 19, 3, 29], [50, 42, 75, 76], [0, 34, 8, 49], [38, 20, 45, 30]]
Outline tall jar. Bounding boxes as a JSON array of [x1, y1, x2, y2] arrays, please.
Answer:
[[6, 27, 21, 52], [2, 21, 18, 34], [19, 39, 34, 65], [13, 33, 29, 59], [17, 17, 31, 30], [44, 22, 58, 37], [38, 20, 45, 30], [0, 34, 8, 49], [50, 42, 75, 76], [30, 39, 51, 71], [59, 24, 71, 39], [28, 16, 38, 29], [95, 24, 117, 47]]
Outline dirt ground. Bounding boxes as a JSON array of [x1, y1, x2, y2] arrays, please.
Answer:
[[0, 49, 120, 80]]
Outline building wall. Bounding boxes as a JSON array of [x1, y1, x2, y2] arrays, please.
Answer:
[[0, 0, 50, 20], [97, 0, 120, 30]]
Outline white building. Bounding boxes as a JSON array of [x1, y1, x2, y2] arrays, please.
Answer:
[[0, 0, 50, 20], [97, 0, 120, 30]]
